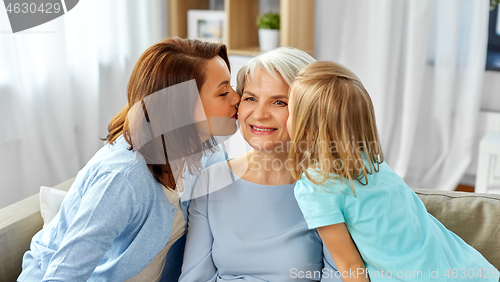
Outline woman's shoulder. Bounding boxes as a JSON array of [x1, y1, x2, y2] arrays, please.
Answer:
[[88, 137, 151, 175], [226, 152, 247, 167], [189, 160, 233, 200], [197, 160, 234, 187], [201, 143, 227, 168], [200, 157, 230, 173], [74, 137, 159, 198]]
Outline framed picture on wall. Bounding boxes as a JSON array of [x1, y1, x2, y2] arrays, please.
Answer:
[[187, 10, 226, 43]]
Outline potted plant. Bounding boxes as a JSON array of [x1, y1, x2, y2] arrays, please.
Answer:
[[492, 0, 500, 10], [256, 12, 280, 52]]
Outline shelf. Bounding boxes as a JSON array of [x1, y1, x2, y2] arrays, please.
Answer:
[[169, 0, 315, 56], [281, 0, 315, 53], [169, 0, 209, 39], [228, 46, 261, 56]]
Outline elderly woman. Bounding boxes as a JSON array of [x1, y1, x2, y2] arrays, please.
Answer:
[[180, 47, 341, 282]]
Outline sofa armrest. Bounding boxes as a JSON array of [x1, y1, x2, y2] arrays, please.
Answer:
[[414, 189, 500, 270], [0, 178, 75, 282]]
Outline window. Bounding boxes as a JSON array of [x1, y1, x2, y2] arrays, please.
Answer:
[[486, 5, 500, 70]]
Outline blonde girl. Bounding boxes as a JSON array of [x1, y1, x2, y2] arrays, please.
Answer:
[[286, 61, 498, 282]]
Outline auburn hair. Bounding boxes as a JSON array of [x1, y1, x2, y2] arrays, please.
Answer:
[[288, 61, 383, 194], [105, 37, 230, 187]]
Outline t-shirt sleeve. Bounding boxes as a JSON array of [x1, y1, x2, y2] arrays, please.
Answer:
[[294, 176, 345, 229]]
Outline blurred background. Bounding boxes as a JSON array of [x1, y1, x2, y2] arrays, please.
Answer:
[[0, 0, 499, 209]]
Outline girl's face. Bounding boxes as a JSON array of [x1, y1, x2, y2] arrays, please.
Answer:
[[238, 69, 291, 151], [194, 56, 240, 140]]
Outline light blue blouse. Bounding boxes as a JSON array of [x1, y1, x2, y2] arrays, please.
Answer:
[[19, 136, 179, 281], [161, 142, 227, 281], [295, 162, 499, 281], [180, 161, 342, 282]]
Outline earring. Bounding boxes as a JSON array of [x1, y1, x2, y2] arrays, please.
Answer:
[[235, 104, 239, 109]]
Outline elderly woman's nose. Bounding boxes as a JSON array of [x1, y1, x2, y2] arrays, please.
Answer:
[[251, 102, 271, 119]]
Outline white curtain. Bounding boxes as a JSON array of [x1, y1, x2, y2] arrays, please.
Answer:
[[315, 0, 489, 190], [0, 0, 167, 208]]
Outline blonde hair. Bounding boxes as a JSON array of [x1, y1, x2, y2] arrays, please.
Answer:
[[288, 61, 383, 194], [236, 47, 315, 95]]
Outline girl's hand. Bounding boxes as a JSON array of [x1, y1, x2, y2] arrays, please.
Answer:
[[317, 223, 370, 282]]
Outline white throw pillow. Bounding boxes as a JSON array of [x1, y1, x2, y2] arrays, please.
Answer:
[[39, 186, 68, 228]]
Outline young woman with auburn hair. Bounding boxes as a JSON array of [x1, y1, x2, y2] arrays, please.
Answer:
[[19, 37, 240, 281]]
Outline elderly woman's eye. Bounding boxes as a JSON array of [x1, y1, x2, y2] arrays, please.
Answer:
[[245, 97, 256, 102], [275, 100, 288, 106]]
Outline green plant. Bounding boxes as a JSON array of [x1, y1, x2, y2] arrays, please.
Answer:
[[256, 12, 280, 30], [492, 0, 500, 10]]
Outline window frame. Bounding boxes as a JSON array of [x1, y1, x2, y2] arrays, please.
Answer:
[[486, 5, 500, 71]]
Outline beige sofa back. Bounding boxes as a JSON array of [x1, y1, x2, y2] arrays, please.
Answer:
[[0, 178, 74, 282], [0, 183, 498, 281], [415, 189, 500, 269]]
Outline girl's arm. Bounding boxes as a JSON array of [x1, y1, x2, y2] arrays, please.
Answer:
[[321, 244, 344, 282], [317, 223, 370, 282]]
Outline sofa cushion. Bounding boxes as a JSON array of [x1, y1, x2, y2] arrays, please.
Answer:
[[40, 186, 68, 228], [1, 180, 498, 281], [414, 189, 500, 269], [0, 193, 43, 282], [0, 178, 74, 282]]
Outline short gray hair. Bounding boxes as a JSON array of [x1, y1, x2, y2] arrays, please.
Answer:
[[236, 47, 316, 95]]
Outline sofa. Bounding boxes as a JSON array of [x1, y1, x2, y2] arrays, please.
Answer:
[[1, 179, 499, 282]]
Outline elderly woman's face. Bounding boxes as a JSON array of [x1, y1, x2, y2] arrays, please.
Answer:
[[238, 69, 290, 151]]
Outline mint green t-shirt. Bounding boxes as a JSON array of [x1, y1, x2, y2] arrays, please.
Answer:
[[294, 162, 499, 281]]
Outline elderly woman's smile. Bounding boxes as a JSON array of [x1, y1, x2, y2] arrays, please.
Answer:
[[249, 124, 276, 133]]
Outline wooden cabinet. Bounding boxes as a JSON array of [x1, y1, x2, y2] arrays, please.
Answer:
[[168, 0, 315, 56]]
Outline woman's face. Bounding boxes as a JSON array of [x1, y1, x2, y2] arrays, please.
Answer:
[[194, 56, 240, 140], [238, 69, 291, 151]]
